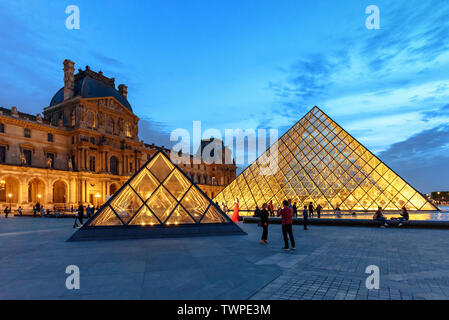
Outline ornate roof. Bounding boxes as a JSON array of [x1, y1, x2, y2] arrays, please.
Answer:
[[49, 67, 132, 111]]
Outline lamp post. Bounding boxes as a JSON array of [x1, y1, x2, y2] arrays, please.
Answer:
[[8, 193, 12, 210], [94, 193, 101, 208]]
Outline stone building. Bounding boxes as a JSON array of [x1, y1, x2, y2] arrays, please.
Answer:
[[0, 60, 236, 211]]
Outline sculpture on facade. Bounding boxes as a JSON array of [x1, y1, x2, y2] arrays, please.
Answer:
[[46, 156, 53, 168], [68, 156, 73, 171], [20, 152, 27, 165]]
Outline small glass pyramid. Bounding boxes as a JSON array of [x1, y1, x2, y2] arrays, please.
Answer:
[[214, 106, 437, 212], [86, 151, 235, 227]]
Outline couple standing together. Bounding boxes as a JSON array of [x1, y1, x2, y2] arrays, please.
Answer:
[[259, 200, 296, 251]]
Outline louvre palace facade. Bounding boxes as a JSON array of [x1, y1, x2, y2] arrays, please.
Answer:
[[0, 60, 236, 211]]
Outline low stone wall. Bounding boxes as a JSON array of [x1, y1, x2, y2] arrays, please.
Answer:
[[243, 216, 449, 229]]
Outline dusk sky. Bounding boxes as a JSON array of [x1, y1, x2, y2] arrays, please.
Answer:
[[1, 0, 448, 193]]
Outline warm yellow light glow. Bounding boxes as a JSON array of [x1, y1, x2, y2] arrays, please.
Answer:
[[214, 106, 436, 212], [37, 194, 41, 199], [89, 152, 228, 227], [0, 180, 5, 184], [95, 193, 101, 198], [8, 193, 12, 198]]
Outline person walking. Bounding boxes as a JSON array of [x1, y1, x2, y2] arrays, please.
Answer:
[[292, 202, 297, 218], [4, 206, 10, 218], [316, 204, 322, 219], [302, 205, 309, 230], [231, 199, 240, 222], [40, 206, 45, 216], [260, 203, 270, 244], [18, 206, 22, 216], [308, 202, 314, 218], [73, 202, 84, 228], [277, 200, 296, 251]]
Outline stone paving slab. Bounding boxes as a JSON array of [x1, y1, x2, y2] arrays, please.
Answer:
[[1, 215, 449, 299]]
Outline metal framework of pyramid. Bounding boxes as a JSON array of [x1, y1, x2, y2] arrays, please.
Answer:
[[214, 107, 437, 212], [69, 151, 245, 241]]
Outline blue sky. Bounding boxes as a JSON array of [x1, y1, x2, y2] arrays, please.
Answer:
[[0, 0, 448, 193]]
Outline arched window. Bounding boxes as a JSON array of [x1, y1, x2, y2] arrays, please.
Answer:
[[0, 176, 20, 203], [53, 180, 67, 203], [110, 156, 119, 175], [28, 178, 45, 203]]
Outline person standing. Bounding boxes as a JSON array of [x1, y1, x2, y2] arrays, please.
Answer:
[[4, 206, 10, 218], [18, 206, 23, 216], [35, 201, 41, 216], [277, 200, 296, 251], [316, 204, 322, 219], [308, 202, 314, 218], [260, 203, 270, 244], [292, 202, 298, 218], [231, 199, 240, 222], [86, 205, 92, 219], [302, 205, 309, 230]]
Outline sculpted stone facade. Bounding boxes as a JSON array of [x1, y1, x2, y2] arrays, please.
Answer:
[[0, 60, 236, 211]]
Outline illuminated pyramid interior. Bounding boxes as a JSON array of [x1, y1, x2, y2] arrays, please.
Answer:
[[214, 107, 437, 212], [69, 151, 245, 241]]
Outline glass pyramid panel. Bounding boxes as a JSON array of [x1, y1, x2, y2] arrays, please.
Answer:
[[164, 170, 191, 201], [130, 169, 159, 201], [109, 186, 143, 224], [181, 187, 210, 222], [147, 153, 174, 182], [201, 204, 228, 223], [147, 186, 177, 223], [166, 204, 195, 225], [129, 205, 161, 226], [214, 106, 437, 212], [90, 205, 123, 226]]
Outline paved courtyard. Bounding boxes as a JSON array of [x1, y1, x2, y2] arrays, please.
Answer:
[[1, 216, 449, 300]]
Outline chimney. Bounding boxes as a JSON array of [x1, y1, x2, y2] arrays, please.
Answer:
[[63, 59, 75, 100], [118, 84, 128, 98]]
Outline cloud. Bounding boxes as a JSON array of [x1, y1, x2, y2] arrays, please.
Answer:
[[91, 52, 125, 69], [378, 121, 449, 192], [138, 117, 175, 149], [422, 104, 449, 120]]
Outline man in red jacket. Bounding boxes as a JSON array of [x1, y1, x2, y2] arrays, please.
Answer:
[[277, 200, 296, 251]]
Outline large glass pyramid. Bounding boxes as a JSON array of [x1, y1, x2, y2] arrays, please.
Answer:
[[69, 151, 245, 241], [214, 107, 437, 212]]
